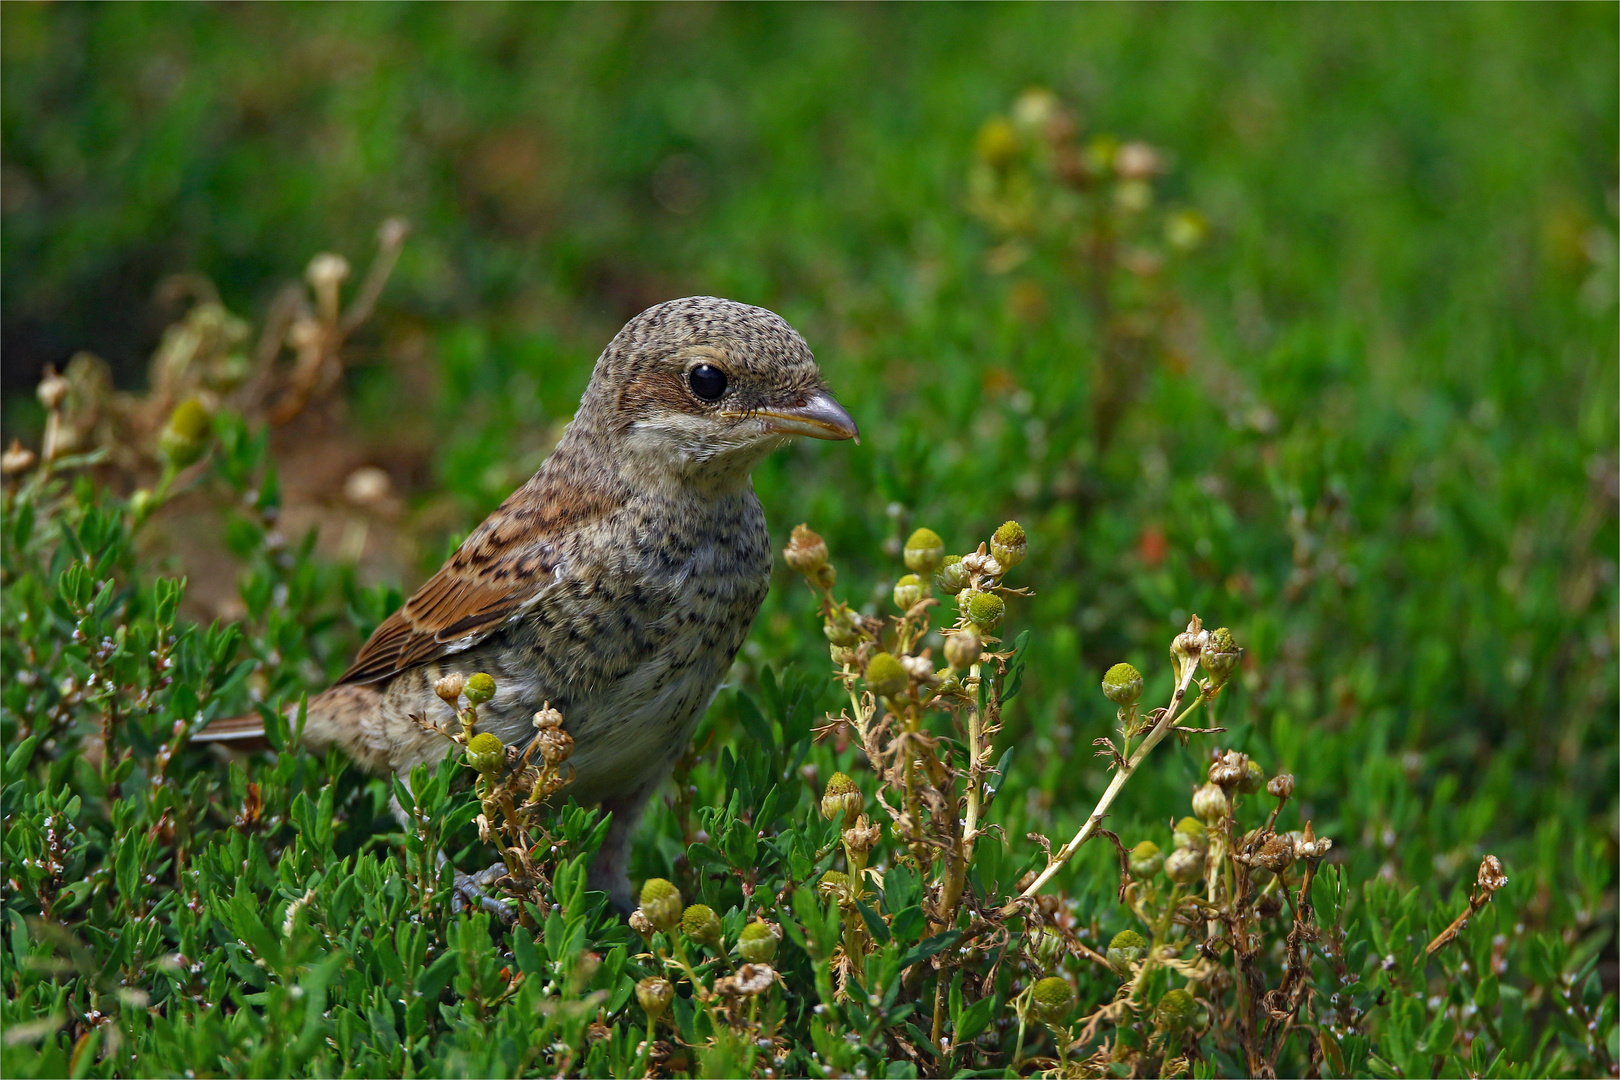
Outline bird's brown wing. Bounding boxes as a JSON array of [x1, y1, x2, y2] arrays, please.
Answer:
[[337, 503, 574, 686]]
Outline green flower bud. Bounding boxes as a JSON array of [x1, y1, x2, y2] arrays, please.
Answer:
[[1172, 817, 1207, 851], [1030, 976, 1074, 1024], [158, 398, 213, 470], [823, 607, 861, 647], [464, 672, 497, 706], [903, 528, 946, 575], [966, 591, 1005, 631], [466, 732, 506, 775], [1200, 627, 1241, 683], [990, 520, 1027, 570], [738, 920, 778, 963], [1192, 783, 1228, 824], [1165, 846, 1206, 885], [892, 574, 926, 611], [681, 903, 722, 948], [1238, 757, 1265, 795], [817, 870, 851, 900], [1105, 930, 1147, 972], [1155, 988, 1198, 1034], [1032, 927, 1067, 970], [1128, 840, 1164, 878], [639, 878, 682, 934], [784, 524, 829, 576], [1102, 662, 1143, 706], [864, 652, 909, 698], [934, 555, 969, 594], [820, 772, 863, 827], [944, 627, 983, 671], [636, 976, 673, 1022]]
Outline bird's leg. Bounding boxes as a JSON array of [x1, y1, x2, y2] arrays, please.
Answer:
[[388, 789, 515, 922], [588, 780, 658, 916]]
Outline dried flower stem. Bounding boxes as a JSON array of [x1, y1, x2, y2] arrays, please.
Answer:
[[1004, 652, 1205, 915]]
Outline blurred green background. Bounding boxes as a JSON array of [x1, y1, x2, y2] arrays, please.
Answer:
[[4, 3, 1616, 943]]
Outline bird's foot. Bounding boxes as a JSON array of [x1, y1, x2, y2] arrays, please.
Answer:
[[450, 860, 517, 922]]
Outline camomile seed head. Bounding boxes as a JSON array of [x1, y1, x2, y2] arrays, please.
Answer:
[[991, 520, 1027, 569], [464, 672, 497, 706], [1102, 662, 1143, 705], [639, 878, 682, 933], [903, 527, 946, 574], [864, 652, 909, 698], [1031, 976, 1074, 1024], [681, 903, 722, 948]]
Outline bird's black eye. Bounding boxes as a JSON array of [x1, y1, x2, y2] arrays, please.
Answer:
[[688, 363, 727, 402]]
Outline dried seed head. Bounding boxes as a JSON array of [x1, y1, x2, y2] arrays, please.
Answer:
[[864, 652, 909, 698], [1208, 749, 1248, 789], [433, 673, 467, 706], [681, 904, 722, 948], [1165, 846, 1206, 885], [1293, 820, 1333, 861], [1030, 976, 1074, 1024], [892, 574, 926, 611], [784, 524, 829, 576], [842, 816, 881, 856], [1173, 817, 1208, 851], [1129, 840, 1164, 878], [1267, 773, 1295, 800], [717, 963, 775, 997], [820, 773, 864, 827], [944, 627, 983, 671], [1192, 783, 1228, 824], [934, 555, 969, 595], [627, 909, 655, 938], [991, 520, 1027, 569], [1105, 930, 1147, 972], [639, 879, 682, 933], [960, 550, 1003, 578], [1155, 988, 1197, 1034], [901, 654, 938, 686], [532, 704, 564, 731], [966, 590, 1005, 630], [534, 726, 573, 767], [636, 976, 673, 1021], [738, 920, 779, 963], [466, 732, 505, 776], [36, 367, 69, 411], [903, 527, 946, 574], [1477, 854, 1508, 894], [1102, 662, 1144, 705], [1, 440, 36, 476], [1252, 836, 1295, 873], [464, 672, 497, 706]]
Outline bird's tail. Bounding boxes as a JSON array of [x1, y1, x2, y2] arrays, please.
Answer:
[[191, 712, 270, 752]]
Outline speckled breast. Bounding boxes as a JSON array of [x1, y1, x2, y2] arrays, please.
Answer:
[[475, 488, 772, 804]]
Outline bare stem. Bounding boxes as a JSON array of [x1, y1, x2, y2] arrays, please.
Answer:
[[1002, 661, 1205, 916]]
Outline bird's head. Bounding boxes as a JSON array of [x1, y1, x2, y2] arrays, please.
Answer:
[[576, 296, 857, 489]]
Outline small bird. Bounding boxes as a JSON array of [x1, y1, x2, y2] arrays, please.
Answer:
[[195, 296, 857, 912]]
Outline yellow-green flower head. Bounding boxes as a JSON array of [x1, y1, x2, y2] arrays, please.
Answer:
[[636, 976, 673, 1021], [934, 555, 969, 595], [864, 652, 909, 698], [1102, 662, 1144, 706], [1156, 988, 1198, 1033], [738, 920, 778, 963], [991, 520, 1027, 570], [681, 903, 722, 947], [975, 116, 1020, 169], [639, 878, 682, 933], [943, 627, 983, 671], [966, 591, 1005, 631], [1200, 626, 1241, 682], [820, 772, 864, 827], [903, 528, 946, 574], [1031, 976, 1074, 1024], [464, 672, 497, 706], [466, 732, 505, 775], [1128, 840, 1164, 878], [1172, 817, 1207, 851], [892, 574, 926, 611], [1105, 930, 1147, 971], [158, 398, 213, 470]]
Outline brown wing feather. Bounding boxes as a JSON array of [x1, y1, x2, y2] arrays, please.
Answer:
[[335, 474, 612, 686]]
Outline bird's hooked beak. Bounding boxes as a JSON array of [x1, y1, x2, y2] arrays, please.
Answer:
[[749, 392, 860, 443]]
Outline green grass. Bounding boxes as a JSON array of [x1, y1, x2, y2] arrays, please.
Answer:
[[2, 4, 1616, 1076]]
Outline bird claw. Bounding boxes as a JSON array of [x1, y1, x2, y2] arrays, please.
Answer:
[[451, 861, 516, 922]]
